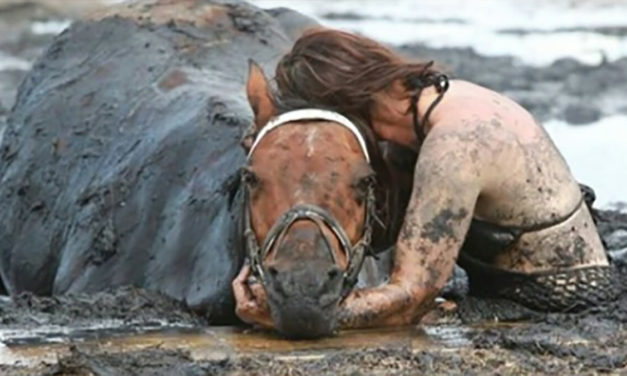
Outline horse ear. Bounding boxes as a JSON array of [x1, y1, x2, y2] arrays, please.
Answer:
[[246, 60, 276, 134]]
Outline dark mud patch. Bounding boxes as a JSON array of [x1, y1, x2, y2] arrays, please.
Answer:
[[596, 208, 627, 243], [470, 303, 627, 372], [45, 348, 526, 375], [0, 286, 208, 329], [45, 347, 205, 376], [0, 102, 6, 141]]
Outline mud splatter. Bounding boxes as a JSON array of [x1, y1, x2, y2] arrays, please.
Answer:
[[421, 208, 469, 243]]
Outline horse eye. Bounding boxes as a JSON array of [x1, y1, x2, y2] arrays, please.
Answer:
[[355, 175, 376, 191], [352, 174, 375, 203], [241, 168, 260, 188]]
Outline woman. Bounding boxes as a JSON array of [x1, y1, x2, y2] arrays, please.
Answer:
[[234, 28, 615, 328]]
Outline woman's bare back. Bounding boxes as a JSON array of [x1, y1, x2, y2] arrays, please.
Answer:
[[429, 80, 607, 273]]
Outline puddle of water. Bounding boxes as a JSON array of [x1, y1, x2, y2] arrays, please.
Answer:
[[0, 320, 196, 346], [0, 324, 476, 367], [422, 325, 472, 347]]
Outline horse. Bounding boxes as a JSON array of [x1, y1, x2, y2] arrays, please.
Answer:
[[241, 61, 390, 337], [0, 0, 409, 338]]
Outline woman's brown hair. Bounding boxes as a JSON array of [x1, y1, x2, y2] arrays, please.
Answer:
[[274, 28, 442, 251], [274, 27, 441, 126]]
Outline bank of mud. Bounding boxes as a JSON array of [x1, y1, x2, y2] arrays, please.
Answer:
[[11, 343, 626, 375]]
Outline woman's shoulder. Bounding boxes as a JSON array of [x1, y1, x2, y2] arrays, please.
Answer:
[[438, 79, 537, 136], [446, 79, 517, 109]]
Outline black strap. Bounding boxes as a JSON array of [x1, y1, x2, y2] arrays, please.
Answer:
[[243, 177, 376, 299], [408, 72, 449, 146]]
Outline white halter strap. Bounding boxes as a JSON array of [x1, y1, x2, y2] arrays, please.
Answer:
[[247, 109, 370, 163]]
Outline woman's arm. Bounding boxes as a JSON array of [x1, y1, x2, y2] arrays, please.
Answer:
[[339, 125, 483, 328]]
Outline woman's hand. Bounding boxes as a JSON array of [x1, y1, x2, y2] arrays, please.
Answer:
[[232, 263, 274, 329]]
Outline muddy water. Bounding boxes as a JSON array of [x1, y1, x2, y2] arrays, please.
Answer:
[[0, 288, 473, 372], [3, 322, 530, 375], [1, 273, 627, 375], [2, 317, 624, 375], [0, 325, 469, 367]]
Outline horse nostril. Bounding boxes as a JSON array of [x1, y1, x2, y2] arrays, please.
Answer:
[[327, 267, 341, 280]]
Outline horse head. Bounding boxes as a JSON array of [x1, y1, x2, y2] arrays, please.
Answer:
[[242, 62, 376, 338]]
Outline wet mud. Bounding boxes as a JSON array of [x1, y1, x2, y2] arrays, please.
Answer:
[[1, 212, 625, 375], [1, 1, 627, 375], [0, 286, 207, 329]]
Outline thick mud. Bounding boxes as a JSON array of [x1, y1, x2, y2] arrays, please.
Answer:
[[1, 210, 625, 375], [15, 343, 625, 375], [0, 286, 207, 329]]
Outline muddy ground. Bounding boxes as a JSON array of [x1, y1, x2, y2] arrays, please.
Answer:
[[1, 1, 627, 375], [0, 209, 625, 375]]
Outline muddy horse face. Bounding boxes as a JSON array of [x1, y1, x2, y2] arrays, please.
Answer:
[[243, 62, 375, 338]]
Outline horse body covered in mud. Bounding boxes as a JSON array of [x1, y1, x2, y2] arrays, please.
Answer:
[[0, 0, 409, 337], [0, 0, 322, 323]]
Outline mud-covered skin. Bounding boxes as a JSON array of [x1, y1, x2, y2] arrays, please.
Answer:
[[339, 80, 610, 328], [495, 205, 607, 271], [0, 0, 318, 322]]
